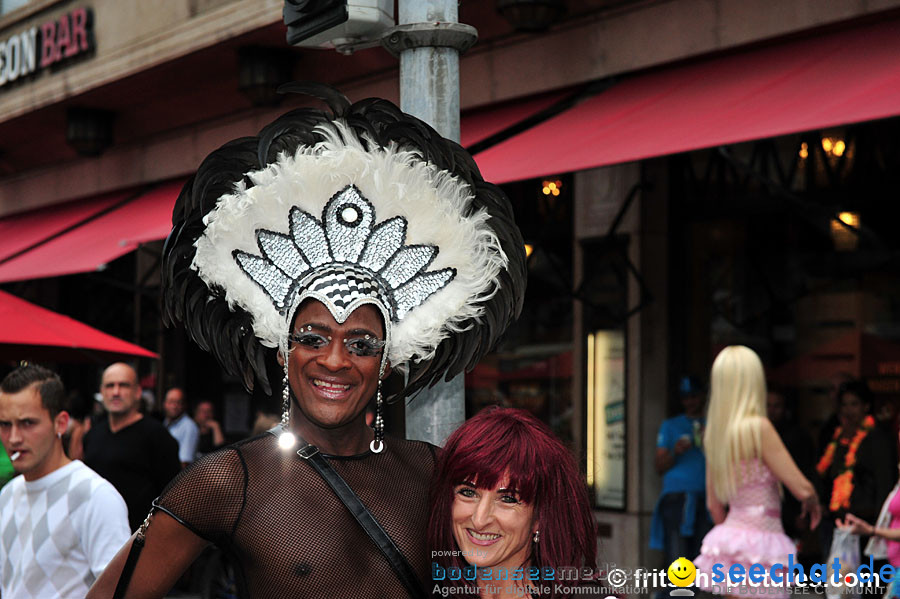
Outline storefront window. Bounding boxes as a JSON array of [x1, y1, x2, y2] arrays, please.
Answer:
[[579, 235, 630, 508], [671, 117, 900, 459], [465, 175, 575, 442]]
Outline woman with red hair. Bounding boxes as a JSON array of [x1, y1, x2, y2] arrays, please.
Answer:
[[428, 407, 601, 598]]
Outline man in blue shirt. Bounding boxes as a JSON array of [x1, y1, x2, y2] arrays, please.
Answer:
[[162, 387, 199, 467], [650, 376, 711, 567]]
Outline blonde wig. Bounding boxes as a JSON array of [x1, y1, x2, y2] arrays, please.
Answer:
[[703, 345, 767, 503]]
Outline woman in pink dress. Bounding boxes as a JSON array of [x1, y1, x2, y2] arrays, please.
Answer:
[[693, 346, 822, 598]]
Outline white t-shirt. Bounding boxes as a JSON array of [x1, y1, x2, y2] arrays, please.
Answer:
[[0, 459, 130, 598]]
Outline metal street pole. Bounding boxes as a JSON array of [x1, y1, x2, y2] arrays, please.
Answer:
[[383, 0, 476, 446]]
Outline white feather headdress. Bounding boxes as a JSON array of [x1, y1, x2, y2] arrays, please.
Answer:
[[192, 122, 507, 370], [161, 84, 526, 398]]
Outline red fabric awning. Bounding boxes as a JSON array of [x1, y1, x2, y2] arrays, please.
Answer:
[[0, 289, 157, 361], [0, 192, 127, 263], [474, 19, 900, 184], [460, 91, 568, 148], [0, 180, 183, 283]]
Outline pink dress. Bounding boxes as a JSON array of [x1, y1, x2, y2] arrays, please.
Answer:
[[693, 459, 796, 599], [888, 488, 900, 567]]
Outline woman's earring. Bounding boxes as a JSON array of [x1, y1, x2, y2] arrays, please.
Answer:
[[370, 379, 384, 454], [533, 530, 540, 543], [278, 356, 295, 450]]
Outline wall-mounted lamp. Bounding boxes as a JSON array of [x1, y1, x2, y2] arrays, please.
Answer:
[[238, 46, 296, 107], [799, 137, 848, 160], [541, 179, 562, 196], [830, 211, 860, 251], [822, 137, 846, 157], [496, 0, 566, 32], [66, 107, 114, 157]]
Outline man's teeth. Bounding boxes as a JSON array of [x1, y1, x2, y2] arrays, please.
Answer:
[[470, 530, 500, 541], [313, 380, 350, 390]]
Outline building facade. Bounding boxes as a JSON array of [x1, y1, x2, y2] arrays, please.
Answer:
[[2, 0, 900, 577]]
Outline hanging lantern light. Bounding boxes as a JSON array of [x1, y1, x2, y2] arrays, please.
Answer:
[[66, 107, 114, 157], [496, 0, 566, 32]]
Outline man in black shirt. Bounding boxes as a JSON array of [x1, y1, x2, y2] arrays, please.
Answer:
[[83, 363, 181, 531]]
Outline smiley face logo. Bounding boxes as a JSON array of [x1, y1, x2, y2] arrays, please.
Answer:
[[667, 557, 696, 587]]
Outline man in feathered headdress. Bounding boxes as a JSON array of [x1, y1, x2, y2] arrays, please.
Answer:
[[88, 84, 526, 598]]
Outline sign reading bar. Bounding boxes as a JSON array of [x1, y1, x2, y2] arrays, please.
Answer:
[[0, 7, 94, 89]]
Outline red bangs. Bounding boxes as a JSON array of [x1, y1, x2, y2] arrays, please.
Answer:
[[442, 417, 543, 503]]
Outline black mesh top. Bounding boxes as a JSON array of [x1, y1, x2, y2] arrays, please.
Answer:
[[155, 432, 437, 598]]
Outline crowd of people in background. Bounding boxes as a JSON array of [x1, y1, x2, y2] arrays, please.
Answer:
[[0, 347, 898, 597], [653, 348, 900, 596], [0, 361, 237, 597], [0, 364, 233, 489]]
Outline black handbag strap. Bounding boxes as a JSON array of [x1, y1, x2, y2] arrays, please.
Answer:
[[273, 429, 426, 599], [112, 533, 144, 599], [112, 508, 154, 599]]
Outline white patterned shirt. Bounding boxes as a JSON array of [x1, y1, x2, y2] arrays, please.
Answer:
[[0, 460, 130, 598]]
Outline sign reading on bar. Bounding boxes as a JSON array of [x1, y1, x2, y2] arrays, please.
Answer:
[[0, 7, 95, 89]]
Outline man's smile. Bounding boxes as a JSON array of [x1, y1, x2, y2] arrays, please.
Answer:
[[311, 379, 351, 391]]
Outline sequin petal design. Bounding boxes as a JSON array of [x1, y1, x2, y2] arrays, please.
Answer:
[[235, 185, 455, 325]]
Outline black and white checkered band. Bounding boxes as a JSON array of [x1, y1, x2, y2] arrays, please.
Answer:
[[292, 264, 393, 324], [309, 266, 381, 309], [233, 185, 456, 329]]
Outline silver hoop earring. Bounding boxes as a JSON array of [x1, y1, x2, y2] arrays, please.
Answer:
[[533, 530, 540, 543], [278, 355, 295, 449], [370, 379, 384, 454]]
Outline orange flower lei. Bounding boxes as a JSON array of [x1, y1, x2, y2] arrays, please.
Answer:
[[816, 415, 876, 512]]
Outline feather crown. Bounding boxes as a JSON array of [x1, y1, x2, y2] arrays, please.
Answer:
[[162, 84, 526, 399]]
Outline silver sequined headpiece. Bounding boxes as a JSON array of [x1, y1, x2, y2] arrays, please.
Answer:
[[233, 184, 455, 332], [191, 121, 509, 372]]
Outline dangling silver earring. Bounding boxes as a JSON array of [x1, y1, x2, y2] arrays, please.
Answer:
[[533, 530, 540, 543], [278, 354, 295, 450], [370, 379, 384, 454]]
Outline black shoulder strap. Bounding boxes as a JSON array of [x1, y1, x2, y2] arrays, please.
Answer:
[[112, 512, 152, 599], [271, 429, 426, 599], [112, 535, 143, 598], [302, 446, 427, 598]]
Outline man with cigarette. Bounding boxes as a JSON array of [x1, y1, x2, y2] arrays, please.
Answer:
[[0, 363, 130, 598]]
